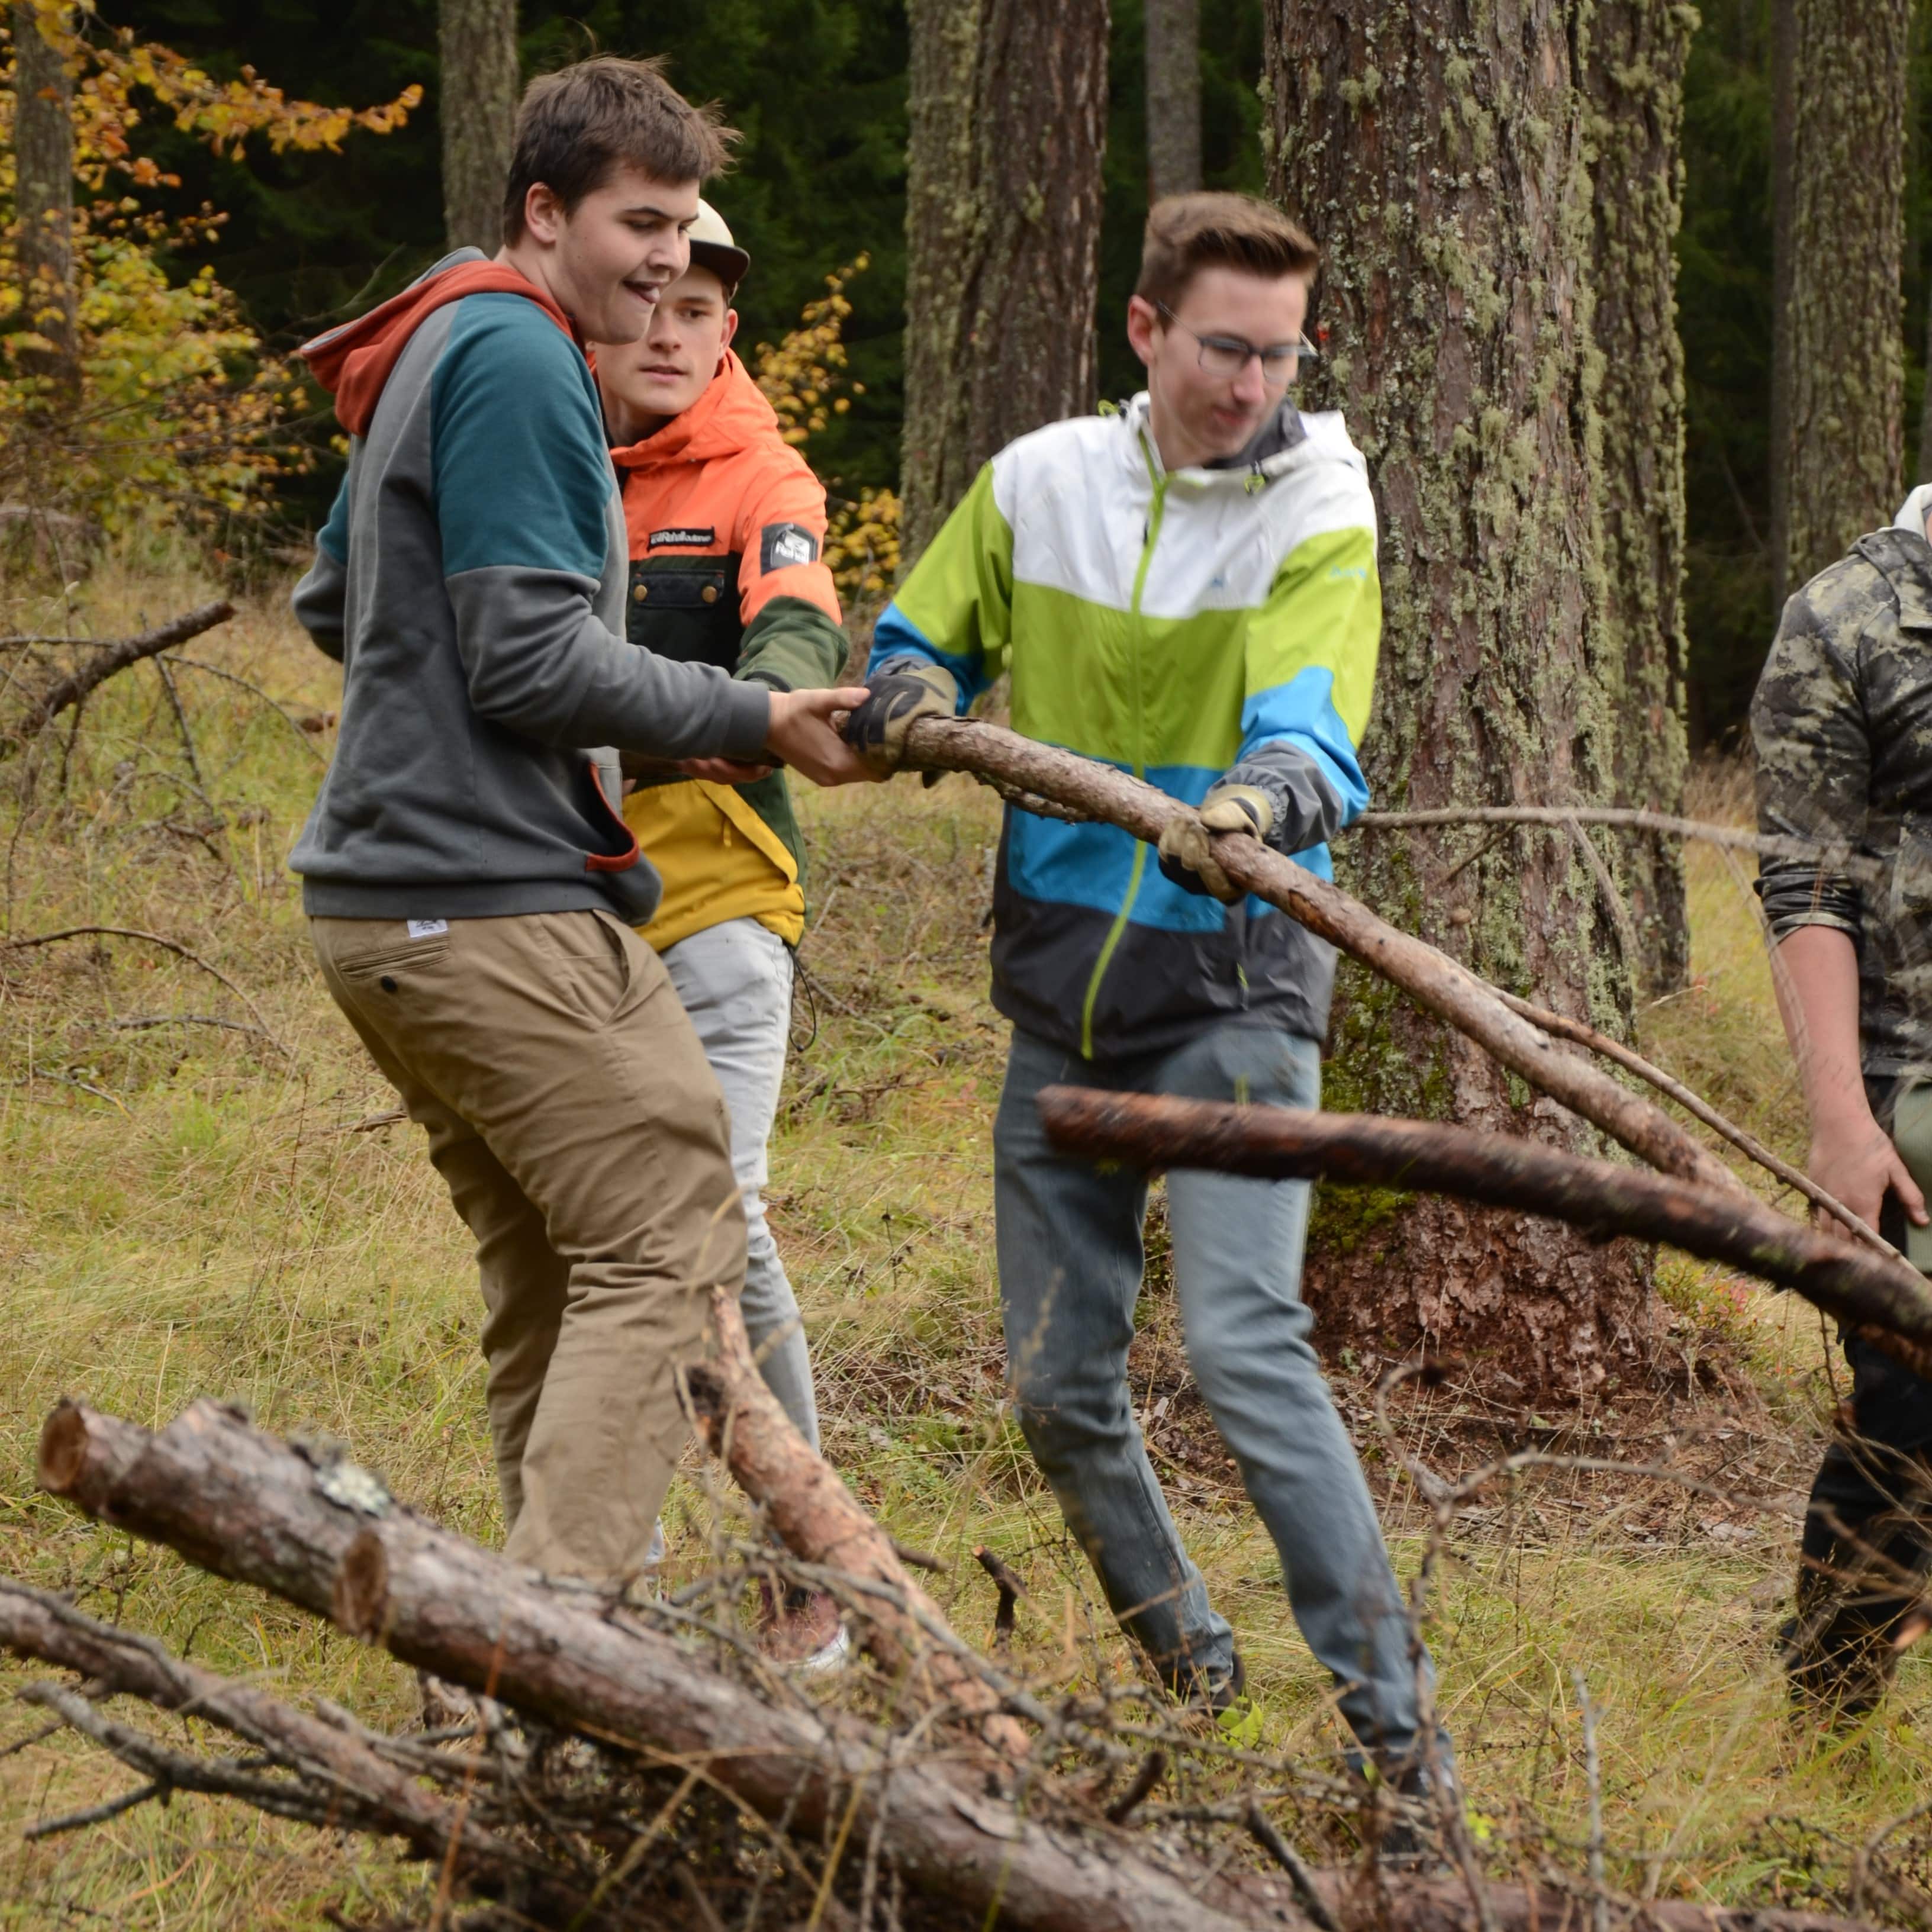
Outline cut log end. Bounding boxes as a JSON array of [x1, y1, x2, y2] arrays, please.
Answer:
[[331, 1529, 390, 1640], [38, 1400, 91, 1499]]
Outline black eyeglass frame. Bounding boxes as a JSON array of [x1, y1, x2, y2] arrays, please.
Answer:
[[1153, 301, 1318, 386]]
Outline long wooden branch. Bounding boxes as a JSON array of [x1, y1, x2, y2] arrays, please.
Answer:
[[685, 1286, 1030, 1759], [1035, 1089, 1932, 1378], [34, 1398, 1273, 1932], [3, 600, 234, 748], [903, 717, 1742, 1196]]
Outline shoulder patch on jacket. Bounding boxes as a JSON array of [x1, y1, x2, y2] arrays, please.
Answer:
[[649, 525, 716, 549], [761, 523, 819, 572]]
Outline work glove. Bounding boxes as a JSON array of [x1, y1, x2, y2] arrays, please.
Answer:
[[841, 659, 959, 776], [1157, 783, 1273, 903]]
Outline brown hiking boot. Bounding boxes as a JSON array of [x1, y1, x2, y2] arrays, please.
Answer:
[[757, 1580, 851, 1673]]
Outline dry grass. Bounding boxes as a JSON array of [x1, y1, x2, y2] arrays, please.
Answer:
[[0, 552, 1926, 1925]]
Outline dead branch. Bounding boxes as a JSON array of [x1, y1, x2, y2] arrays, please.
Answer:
[[1351, 801, 1886, 887], [683, 1287, 1031, 1759], [1496, 989, 1886, 1253], [2, 601, 234, 749], [0, 1577, 595, 1922], [33, 1398, 1279, 1932], [900, 717, 1741, 1197], [159, 651, 324, 760], [0, 923, 288, 1053], [1034, 1087, 1932, 1379]]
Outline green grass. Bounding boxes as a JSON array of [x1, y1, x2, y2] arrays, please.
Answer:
[[0, 554, 1927, 1924]]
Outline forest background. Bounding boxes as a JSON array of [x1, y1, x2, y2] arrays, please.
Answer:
[[28, 0, 1834, 749]]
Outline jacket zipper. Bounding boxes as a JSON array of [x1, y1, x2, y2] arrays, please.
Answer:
[[1079, 440, 1167, 1059]]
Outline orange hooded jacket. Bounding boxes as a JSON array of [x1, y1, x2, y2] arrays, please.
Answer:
[[609, 349, 846, 950]]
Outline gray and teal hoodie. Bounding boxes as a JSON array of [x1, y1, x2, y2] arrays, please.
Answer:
[[288, 248, 772, 925]]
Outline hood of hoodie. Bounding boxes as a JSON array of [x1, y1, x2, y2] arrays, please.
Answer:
[[607, 351, 783, 472], [300, 248, 579, 438]]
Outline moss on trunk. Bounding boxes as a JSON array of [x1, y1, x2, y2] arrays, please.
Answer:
[[1266, 0, 1660, 1403], [900, 0, 1111, 565]]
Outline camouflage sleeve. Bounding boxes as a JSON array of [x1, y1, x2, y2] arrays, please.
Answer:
[[1750, 582, 1869, 941]]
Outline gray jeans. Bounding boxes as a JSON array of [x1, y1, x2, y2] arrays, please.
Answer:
[[994, 1021, 1437, 1762], [661, 918, 819, 1450]]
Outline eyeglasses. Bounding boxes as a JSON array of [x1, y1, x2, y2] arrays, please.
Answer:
[[1155, 302, 1318, 387]]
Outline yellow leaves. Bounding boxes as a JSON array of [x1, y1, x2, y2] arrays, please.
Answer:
[[749, 257, 900, 601]]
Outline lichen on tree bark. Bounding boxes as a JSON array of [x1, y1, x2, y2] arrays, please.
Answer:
[[1587, 0, 1694, 996], [437, 0, 519, 257], [900, 0, 1110, 565], [1772, 0, 1908, 594], [1266, 0, 1659, 1401]]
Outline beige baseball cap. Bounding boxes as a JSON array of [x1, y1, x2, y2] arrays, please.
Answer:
[[688, 198, 750, 292]]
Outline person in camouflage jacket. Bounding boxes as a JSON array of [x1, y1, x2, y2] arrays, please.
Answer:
[[1753, 482, 1932, 1717]]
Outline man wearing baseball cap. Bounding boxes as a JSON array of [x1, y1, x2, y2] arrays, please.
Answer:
[[590, 201, 852, 1669]]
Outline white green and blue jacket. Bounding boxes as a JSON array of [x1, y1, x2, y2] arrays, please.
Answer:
[[868, 394, 1379, 1061]]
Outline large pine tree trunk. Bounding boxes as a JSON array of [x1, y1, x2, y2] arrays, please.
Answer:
[[1145, 0, 1202, 201], [11, 2, 78, 404], [1266, 0, 1659, 1402], [1772, 0, 1908, 594], [438, 0, 519, 256], [900, 0, 1109, 565], [1588, 0, 1693, 994]]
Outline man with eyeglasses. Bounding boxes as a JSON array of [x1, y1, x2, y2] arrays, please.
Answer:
[[843, 192, 1451, 1827]]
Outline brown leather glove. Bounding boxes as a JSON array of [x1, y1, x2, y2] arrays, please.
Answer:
[[841, 659, 960, 774], [1156, 784, 1273, 902]]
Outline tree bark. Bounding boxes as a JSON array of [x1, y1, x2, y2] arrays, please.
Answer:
[[33, 1399, 1276, 1932], [1263, 0, 1660, 1400], [900, 0, 1109, 565], [1768, 0, 1797, 607], [11, 2, 78, 404], [1772, 0, 1908, 594], [438, 0, 519, 255], [1586, 0, 1692, 994], [1033, 1088, 1932, 1379], [1144, 0, 1201, 201], [903, 713, 1744, 1197]]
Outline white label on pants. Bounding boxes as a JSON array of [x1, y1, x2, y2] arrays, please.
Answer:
[[407, 919, 448, 939]]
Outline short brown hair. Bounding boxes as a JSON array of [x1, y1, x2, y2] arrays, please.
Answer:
[[1135, 192, 1318, 313], [503, 56, 738, 244]]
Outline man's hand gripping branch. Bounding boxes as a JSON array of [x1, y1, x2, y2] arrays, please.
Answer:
[[1157, 784, 1275, 903]]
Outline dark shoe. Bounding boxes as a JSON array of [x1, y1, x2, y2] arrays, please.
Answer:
[[1376, 1756, 1457, 1870], [1782, 1570, 1898, 1724], [757, 1581, 852, 1674]]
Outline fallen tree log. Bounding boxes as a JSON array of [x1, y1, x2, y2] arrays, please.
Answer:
[[901, 716, 1741, 1197], [33, 1398, 1276, 1932], [1035, 1089, 1932, 1379], [684, 1286, 1029, 1759], [3, 600, 234, 749]]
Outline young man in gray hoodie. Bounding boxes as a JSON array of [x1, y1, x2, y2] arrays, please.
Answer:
[[289, 57, 868, 1588]]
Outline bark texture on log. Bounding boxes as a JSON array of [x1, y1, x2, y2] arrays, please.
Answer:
[[1264, 0, 1653, 1399], [1772, 0, 1908, 595], [1144, 0, 1202, 199], [904, 715, 1738, 1200], [11, 2, 78, 403], [1587, 0, 1693, 995], [1033, 1089, 1932, 1377], [685, 1286, 1029, 1759], [437, 0, 519, 255], [35, 1399, 1268, 1932], [900, 0, 1109, 564]]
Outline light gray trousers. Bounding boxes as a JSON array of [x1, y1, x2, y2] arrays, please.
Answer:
[[660, 917, 820, 1450], [994, 1020, 1440, 1764]]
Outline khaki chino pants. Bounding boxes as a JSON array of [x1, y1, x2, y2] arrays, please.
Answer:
[[311, 910, 747, 1585]]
